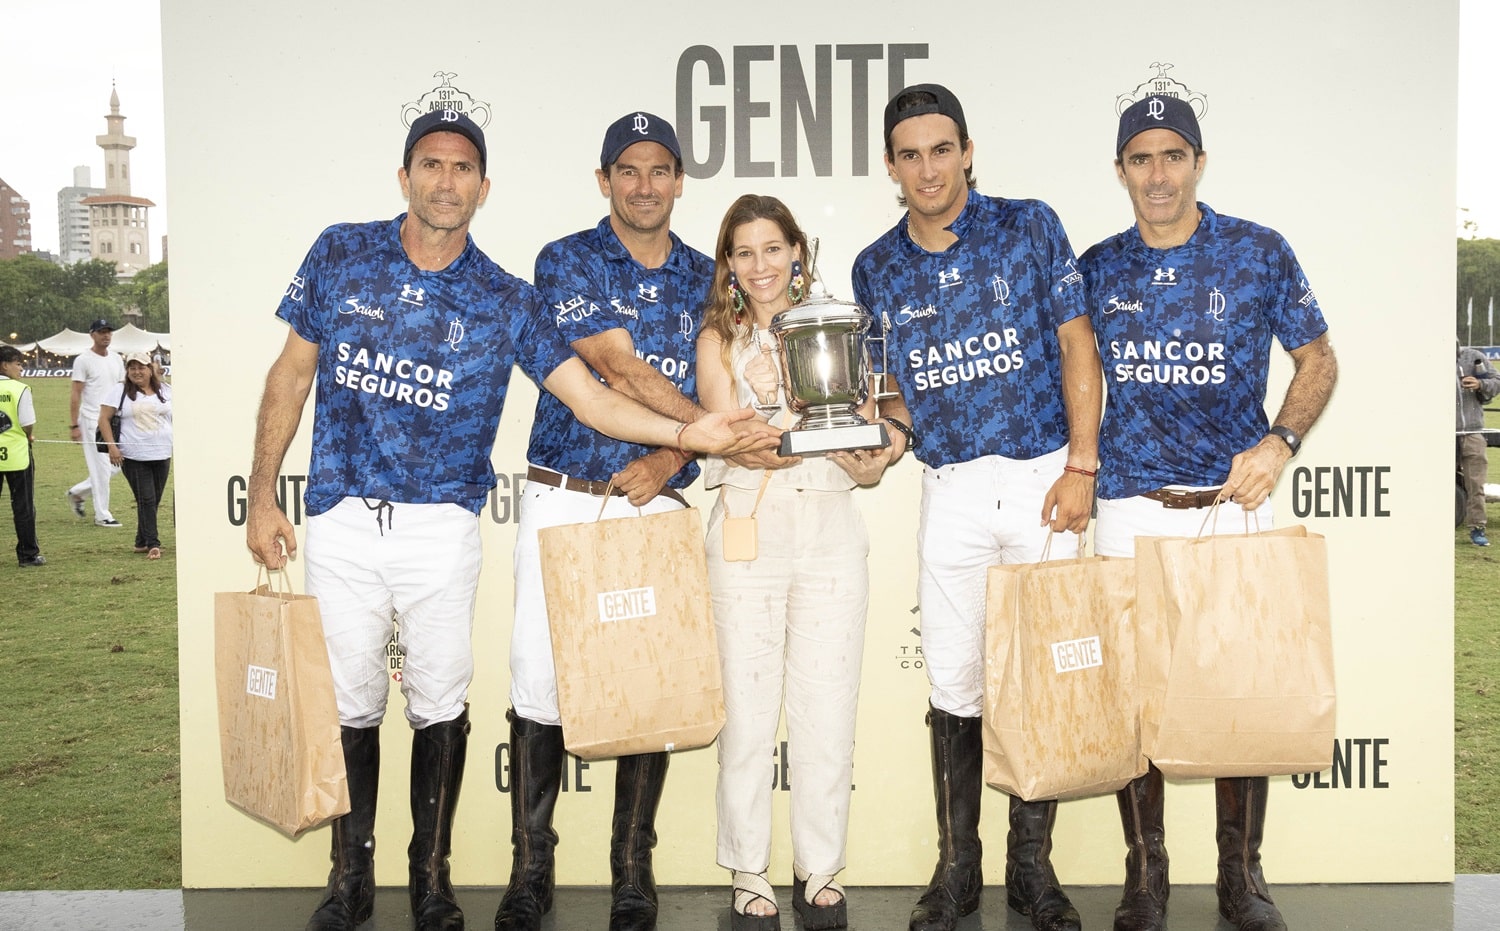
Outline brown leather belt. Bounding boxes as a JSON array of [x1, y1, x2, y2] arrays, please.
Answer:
[[1140, 487, 1224, 509], [525, 466, 688, 508]]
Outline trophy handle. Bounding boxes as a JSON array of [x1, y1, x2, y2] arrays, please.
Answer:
[[867, 310, 899, 400], [804, 237, 825, 297]]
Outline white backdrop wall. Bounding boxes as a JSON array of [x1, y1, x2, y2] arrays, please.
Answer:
[[164, 0, 1457, 888]]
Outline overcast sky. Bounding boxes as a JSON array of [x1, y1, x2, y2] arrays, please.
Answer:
[[0, 1, 1494, 257], [2, 0, 167, 259]]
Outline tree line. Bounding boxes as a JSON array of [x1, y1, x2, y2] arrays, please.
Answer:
[[1458, 238, 1500, 346], [0, 255, 169, 342]]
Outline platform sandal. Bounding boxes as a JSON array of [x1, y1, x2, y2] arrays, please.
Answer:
[[731, 870, 781, 930], [792, 867, 847, 930]]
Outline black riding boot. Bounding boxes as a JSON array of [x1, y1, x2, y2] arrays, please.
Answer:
[[1215, 776, 1287, 931], [1005, 795, 1082, 931], [307, 726, 380, 931], [1113, 764, 1168, 931], [608, 751, 670, 931], [908, 706, 983, 931], [494, 709, 564, 931], [409, 709, 469, 931]]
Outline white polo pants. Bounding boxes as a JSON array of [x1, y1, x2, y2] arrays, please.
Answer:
[[68, 429, 120, 522], [304, 497, 481, 729], [1093, 490, 1275, 557], [917, 449, 1077, 719]]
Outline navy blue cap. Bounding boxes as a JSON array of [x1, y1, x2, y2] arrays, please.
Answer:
[[404, 109, 487, 176], [884, 84, 968, 147], [1117, 95, 1202, 156], [89, 318, 113, 333], [599, 112, 682, 170]]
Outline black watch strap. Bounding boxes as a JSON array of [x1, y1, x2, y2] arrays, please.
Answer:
[[1268, 424, 1301, 456]]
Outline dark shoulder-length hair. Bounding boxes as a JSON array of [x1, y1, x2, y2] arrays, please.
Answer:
[[699, 194, 811, 371], [124, 361, 164, 401]]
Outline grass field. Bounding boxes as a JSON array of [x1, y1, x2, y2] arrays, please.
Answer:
[[0, 377, 1494, 889], [1454, 409, 1500, 873], [0, 376, 180, 889]]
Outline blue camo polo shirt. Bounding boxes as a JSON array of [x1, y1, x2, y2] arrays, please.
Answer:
[[275, 215, 572, 516], [851, 190, 1088, 468], [1080, 203, 1329, 499], [526, 217, 711, 485]]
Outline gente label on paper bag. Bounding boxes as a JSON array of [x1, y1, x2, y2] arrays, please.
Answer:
[[1050, 636, 1103, 674], [598, 587, 657, 624], [245, 664, 279, 699]]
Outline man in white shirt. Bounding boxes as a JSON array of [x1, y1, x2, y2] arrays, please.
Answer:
[[66, 319, 125, 527]]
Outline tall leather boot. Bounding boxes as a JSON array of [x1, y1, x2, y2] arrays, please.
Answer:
[[1005, 796, 1081, 931], [908, 706, 983, 931], [608, 751, 670, 931], [1113, 764, 1168, 931], [307, 726, 380, 931], [409, 709, 469, 931], [1214, 776, 1287, 931], [494, 709, 564, 931]]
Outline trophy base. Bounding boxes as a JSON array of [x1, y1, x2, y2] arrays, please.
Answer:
[[778, 422, 890, 457]]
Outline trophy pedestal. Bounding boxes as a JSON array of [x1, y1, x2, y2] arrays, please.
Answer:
[[778, 422, 890, 457]]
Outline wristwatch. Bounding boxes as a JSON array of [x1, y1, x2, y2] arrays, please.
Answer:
[[1267, 425, 1301, 456]]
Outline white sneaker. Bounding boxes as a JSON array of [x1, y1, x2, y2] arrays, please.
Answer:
[[95, 518, 123, 528]]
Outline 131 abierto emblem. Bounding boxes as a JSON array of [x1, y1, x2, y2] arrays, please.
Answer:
[[402, 72, 492, 129], [1115, 62, 1207, 120]]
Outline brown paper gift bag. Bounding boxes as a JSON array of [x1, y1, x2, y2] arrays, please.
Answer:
[[1136, 524, 1336, 779], [539, 506, 724, 760], [982, 551, 1146, 801], [214, 574, 349, 837]]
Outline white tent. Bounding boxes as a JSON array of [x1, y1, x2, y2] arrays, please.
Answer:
[[28, 325, 170, 356], [110, 323, 171, 354], [33, 328, 93, 356]]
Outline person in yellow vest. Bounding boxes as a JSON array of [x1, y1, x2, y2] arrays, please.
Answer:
[[0, 346, 43, 567]]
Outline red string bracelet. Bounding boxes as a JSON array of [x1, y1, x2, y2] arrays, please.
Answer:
[[1063, 465, 1097, 478]]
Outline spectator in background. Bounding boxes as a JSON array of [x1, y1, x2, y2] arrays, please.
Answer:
[[1458, 341, 1499, 546], [0, 346, 43, 567], [66, 319, 125, 527], [100, 351, 173, 559]]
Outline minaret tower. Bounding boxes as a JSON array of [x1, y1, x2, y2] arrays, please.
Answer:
[[81, 84, 155, 276]]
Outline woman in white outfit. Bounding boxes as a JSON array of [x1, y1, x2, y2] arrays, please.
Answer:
[[695, 194, 907, 931], [99, 352, 173, 559]]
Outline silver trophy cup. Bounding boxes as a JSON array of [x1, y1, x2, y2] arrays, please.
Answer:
[[768, 292, 890, 457]]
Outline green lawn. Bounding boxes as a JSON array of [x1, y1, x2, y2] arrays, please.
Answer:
[[0, 376, 1493, 888], [0, 376, 180, 889], [1454, 408, 1500, 872]]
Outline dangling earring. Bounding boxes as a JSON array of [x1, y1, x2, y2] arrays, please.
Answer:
[[788, 260, 806, 304], [728, 272, 746, 324]]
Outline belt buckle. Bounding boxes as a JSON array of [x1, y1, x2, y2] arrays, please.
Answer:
[[1161, 491, 1193, 510]]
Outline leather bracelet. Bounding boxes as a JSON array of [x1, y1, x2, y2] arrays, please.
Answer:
[[882, 417, 916, 447], [1063, 465, 1097, 478]]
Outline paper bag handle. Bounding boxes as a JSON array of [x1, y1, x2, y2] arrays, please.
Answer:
[[1037, 529, 1084, 563], [255, 564, 295, 595], [1194, 498, 1261, 539], [594, 479, 645, 523]]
